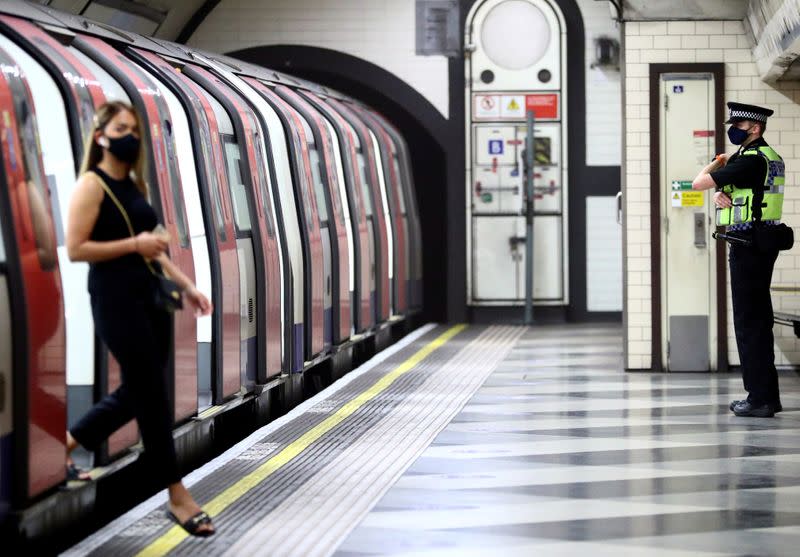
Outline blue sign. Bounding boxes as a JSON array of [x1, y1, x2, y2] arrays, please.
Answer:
[[488, 139, 504, 155], [673, 85, 684, 93]]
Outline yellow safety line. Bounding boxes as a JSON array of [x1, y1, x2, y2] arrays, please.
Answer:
[[137, 324, 467, 556]]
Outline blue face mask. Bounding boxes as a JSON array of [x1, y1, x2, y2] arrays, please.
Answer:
[[727, 125, 752, 145]]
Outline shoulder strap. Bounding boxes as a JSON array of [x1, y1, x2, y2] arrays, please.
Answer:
[[89, 171, 159, 275], [90, 171, 135, 238]]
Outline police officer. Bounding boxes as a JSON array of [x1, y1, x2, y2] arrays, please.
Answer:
[[692, 102, 784, 418]]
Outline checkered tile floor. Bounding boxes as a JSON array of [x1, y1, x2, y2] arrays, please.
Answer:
[[336, 324, 800, 556]]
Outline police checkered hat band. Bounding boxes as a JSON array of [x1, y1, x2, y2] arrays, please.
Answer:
[[728, 109, 768, 122]]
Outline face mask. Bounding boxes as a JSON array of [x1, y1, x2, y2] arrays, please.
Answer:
[[102, 133, 140, 163], [727, 125, 753, 145]]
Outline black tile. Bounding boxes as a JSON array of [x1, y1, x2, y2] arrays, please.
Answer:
[[506, 444, 800, 466], [482, 473, 800, 499]]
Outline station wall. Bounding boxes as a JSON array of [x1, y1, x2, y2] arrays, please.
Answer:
[[187, 0, 622, 166], [623, 19, 800, 369]]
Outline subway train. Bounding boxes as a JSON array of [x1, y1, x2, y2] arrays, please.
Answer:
[[0, 1, 422, 528]]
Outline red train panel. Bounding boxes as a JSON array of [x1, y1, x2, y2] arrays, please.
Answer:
[[0, 45, 66, 497]]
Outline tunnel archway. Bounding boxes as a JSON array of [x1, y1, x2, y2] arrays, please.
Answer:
[[228, 45, 450, 323]]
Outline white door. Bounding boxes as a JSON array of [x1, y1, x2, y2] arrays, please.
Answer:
[[466, 0, 568, 306], [660, 74, 717, 371]]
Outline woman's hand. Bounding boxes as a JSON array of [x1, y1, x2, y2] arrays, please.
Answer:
[[714, 191, 732, 209], [134, 231, 168, 259], [185, 285, 213, 317]]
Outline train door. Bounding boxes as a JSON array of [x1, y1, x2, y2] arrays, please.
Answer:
[[301, 91, 372, 333], [0, 17, 128, 461], [0, 29, 84, 433], [192, 60, 297, 373], [377, 115, 424, 312], [0, 45, 66, 497], [352, 106, 409, 316], [329, 99, 391, 323], [125, 55, 222, 411], [123, 49, 218, 408], [0, 195, 10, 517], [277, 86, 352, 343], [247, 80, 326, 360], [73, 35, 198, 453], [466, 0, 568, 306], [138, 61, 242, 404], [183, 65, 265, 389], [56, 46, 140, 457]]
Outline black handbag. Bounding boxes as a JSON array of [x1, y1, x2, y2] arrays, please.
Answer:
[[94, 172, 183, 312]]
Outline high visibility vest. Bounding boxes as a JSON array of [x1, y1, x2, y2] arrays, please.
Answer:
[[716, 145, 785, 226]]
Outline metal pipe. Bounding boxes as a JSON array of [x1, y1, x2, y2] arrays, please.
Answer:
[[524, 109, 535, 325]]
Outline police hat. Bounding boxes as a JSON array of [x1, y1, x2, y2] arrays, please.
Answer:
[[725, 102, 774, 124]]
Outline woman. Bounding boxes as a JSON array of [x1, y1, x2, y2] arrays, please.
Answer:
[[65, 101, 215, 537]]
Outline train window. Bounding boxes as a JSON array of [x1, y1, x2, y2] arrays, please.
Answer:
[[159, 117, 190, 248], [222, 138, 252, 234], [308, 147, 328, 224], [392, 156, 407, 214], [356, 152, 373, 217], [246, 114, 275, 238], [7, 79, 58, 271], [209, 135, 228, 242], [191, 100, 226, 242]]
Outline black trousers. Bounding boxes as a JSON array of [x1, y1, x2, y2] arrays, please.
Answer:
[[70, 292, 180, 485], [729, 244, 781, 406]]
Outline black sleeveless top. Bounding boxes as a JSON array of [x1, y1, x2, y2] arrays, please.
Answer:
[[87, 167, 159, 297]]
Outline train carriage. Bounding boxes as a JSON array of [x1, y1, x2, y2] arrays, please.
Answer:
[[0, 2, 421, 530]]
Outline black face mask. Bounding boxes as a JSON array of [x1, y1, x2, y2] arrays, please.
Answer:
[[727, 125, 753, 146], [103, 133, 140, 164]]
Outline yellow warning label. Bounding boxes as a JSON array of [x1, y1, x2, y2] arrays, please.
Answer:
[[681, 191, 703, 206], [673, 193, 680, 200], [508, 98, 519, 111]]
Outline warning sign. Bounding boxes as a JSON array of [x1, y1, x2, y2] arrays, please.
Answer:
[[681, 191, 703, 206], [671, 190, 704, 207], [474, 95, 500, 119], [500, 95, 525, 118], [525, 94, 559, 120]]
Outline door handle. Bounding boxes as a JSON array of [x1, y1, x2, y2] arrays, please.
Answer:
[[615, 191, 622, 225], [694, 212, 707, 248], [509, 236, 526, 250]]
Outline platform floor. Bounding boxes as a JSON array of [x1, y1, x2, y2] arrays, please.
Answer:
[[65, 323, 800, 557]]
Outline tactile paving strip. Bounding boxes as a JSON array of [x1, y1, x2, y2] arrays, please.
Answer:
[[66, 324, 523, 556]]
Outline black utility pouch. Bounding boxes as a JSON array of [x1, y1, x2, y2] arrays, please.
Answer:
[[752, 223, 794, 252]]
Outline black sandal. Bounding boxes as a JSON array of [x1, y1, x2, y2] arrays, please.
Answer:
[[66, 463, 91, 481], [166, 509, 215, 537]]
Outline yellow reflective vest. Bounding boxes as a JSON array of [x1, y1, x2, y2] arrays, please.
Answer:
[[716, 144, 785, 226]]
